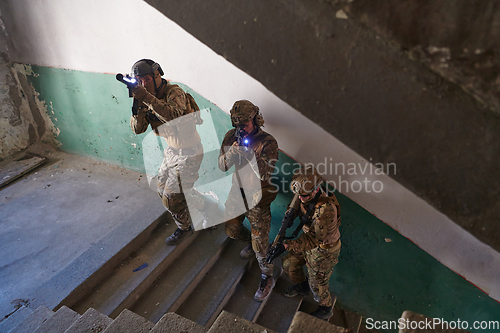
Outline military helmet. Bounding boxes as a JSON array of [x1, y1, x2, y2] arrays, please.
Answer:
[[230, 100, 265, 127], [291, 166, 324, 196], [131, 59, 164, 78]]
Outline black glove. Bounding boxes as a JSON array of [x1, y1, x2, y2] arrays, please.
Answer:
[[266, 243, 286, 263]]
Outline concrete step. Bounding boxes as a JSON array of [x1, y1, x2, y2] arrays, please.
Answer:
[[102, 309, 154, 333], [222, 257, 266, 322], [255, 266, 305, 333], [222, 256, 295, 332], [33, 305, 80, 333], [9, 305, 54, 333], [297, 294, 321, 315], [64, 307, 114, 333], [207, 310, 277, 333], [175, 239, 253, 328], [151, 312, 206, 333], [0, 305, 33, 333], [28, 205, 169, 313], [287, 311, 348, 333], [331, 306, 364, 333], [71, 221, 196, 318], [130, 227, 229, 323], [298, 293, 357, 331]]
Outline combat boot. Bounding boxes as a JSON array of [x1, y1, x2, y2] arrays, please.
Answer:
[[239, 243, 254, 259], [165, 226, 193, 245], [310, 305, 333, 321], [283, 281, 310, 297], [254, 274, 275, 301]]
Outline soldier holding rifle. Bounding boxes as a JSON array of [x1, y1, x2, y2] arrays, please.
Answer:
[[267, 166, 342, 321], [218, 100, 279, 302]]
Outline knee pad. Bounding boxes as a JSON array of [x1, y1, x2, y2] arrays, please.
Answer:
[[161, 194, 173, 210], [251, 238, 261, 254]]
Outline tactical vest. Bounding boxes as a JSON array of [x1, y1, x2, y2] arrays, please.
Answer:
[[300, 190, 341, 245], [231, 128, 277, 189], [152, 83, 203, 149]]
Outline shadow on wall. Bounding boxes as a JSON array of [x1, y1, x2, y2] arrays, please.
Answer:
[[340, 0, 500, 114]]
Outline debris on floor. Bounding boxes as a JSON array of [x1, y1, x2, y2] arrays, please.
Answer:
[[0, 154, 46, 189]]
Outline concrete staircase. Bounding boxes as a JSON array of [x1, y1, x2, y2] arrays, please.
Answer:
[[1, 210, 466, 332], [0, 214, 352, 333], [0, 304, 351, 333]]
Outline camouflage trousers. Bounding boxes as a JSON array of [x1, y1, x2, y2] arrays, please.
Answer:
[[283, 241, 341, 307], [157, 145, 204, 231], [224, 184, 278, 276]]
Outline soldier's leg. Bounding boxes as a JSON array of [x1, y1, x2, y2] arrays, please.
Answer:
[[161, 192, 191, 230], [247, 185, 278, 275], [247, 205, 273, 276], [176, 149, 203, 193], [283, 250, 307, 284], [160, 146, 204, 225], [305, 242, 341, 307], [224, 215, 250, 241], [159, 164, 192, 232], [249, 197, 279, 301], [282, 250, 310, 297], [158, 150, 195, 244], [223, 184, 251, 242]]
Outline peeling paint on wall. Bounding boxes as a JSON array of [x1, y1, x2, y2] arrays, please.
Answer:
[[0, 62, 59, 160], [0, 10, 59, 160], [0, 60, 30, 158]]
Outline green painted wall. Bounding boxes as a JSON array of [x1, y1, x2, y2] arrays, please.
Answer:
[[27, 66, 500, 332], [28, 66, 144, 169], [271, 154, 500, 333]]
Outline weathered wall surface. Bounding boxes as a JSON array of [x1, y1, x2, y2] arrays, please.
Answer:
[[148, 0, 500, 253], [337, 0, 500, 115], [0, 13, 55, 160], [334, 0, 500, 257]]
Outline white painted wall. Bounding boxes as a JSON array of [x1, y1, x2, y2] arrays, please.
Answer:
[[1, 0, 499, 300]]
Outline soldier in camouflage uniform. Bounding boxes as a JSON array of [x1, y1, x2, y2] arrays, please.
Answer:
[[218, 100, 279, 301], [129, 59, 208, 245], [281, 166, 342, 321]]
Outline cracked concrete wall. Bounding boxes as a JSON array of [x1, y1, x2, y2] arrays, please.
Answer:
[[0, 11, 55, 160], [337, 0, 500, 115], [331, 0, 500, 250]]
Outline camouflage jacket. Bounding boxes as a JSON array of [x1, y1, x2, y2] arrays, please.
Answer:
[[285, 191, 341, 252], [218, 127, 279, 187], [130, 79, 200, 148]]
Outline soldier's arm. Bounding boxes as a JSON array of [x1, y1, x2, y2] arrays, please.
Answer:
[[285, 202, 336, 252], [133, 85, 186, 122], [313, 202, 338, 240], [218, 130, 237, 171], [254, 137, 279, 181], [130, 102, 149, 134]]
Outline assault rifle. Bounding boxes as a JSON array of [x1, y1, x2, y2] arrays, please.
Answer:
[[232, 125, 251, 211], [116, 73, 138, 98], [234, 126, 250, 165], [266, 189, 323, 263], [266, 193, 300, 263]]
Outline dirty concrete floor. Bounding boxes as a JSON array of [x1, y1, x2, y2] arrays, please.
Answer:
[[0, 143, 159, 320]]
